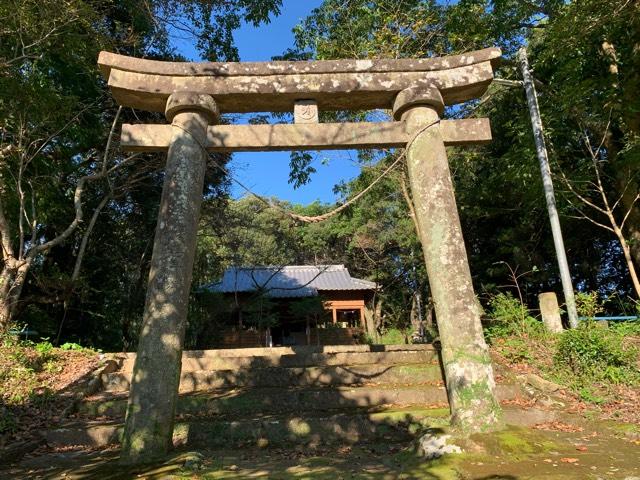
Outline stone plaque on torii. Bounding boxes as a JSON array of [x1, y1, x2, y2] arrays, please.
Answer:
[[98, 47, 503, 462]]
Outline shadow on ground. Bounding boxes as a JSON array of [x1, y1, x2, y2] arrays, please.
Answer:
[[2, 345, 640, 479]]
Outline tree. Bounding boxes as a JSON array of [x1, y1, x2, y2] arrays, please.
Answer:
[[0, 0, 283, 336], [559, 131, 640, 297]]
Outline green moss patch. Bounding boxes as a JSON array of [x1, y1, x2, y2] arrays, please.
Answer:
[[470, 425, 559, 458]]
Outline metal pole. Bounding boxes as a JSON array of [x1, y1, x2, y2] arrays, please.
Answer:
[[517, 47, 579, 329]]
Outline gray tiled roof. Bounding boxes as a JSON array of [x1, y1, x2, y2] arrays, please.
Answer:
[[205, 265, 377, 298]]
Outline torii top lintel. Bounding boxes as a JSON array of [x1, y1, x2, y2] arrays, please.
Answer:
[[98, 48, 501, 114]]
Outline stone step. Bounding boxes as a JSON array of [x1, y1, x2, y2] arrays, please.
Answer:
[[102, 363, 444, 393], [119, 348, 439, 373], [47, 406, 451, 449], [117, 343, 435, 361], [79, 383, 522, 419]]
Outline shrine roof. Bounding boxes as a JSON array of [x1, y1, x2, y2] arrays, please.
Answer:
[[204, 265, 377, 298]]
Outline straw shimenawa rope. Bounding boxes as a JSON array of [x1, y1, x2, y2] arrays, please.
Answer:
[[172, 118, 440, 224]]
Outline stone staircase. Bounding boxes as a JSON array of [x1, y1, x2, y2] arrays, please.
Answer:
[[46, 344, 524, 449]]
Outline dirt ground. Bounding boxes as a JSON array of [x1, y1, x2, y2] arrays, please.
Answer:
[[2, 340, 638, 479], [3, 411, 639, 479]]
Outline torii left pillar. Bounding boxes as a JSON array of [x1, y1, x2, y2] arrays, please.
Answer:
[[120, 93, 218, 464]]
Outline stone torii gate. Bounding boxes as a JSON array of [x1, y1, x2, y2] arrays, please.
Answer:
[[98, 47, 502, 463]]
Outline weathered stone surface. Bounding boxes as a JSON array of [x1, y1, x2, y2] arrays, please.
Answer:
[[165, 92, 219, 123], [98, 47, 500, 78], [98, 48, 501, 113], [119, 93, 217, 464], [83, 383, 523, 420], [521, 373, 563, 394], [102, 363, 444, 393], [107, 64, 494, 113], [119, 119, 492, 152], [538, 292, 564, 333], [398, 87, 501, 432], [417, 431, 462, 459], [47, 407, 446, 449], [122, 349, 440, 373], [293, 100, 319, 124], [393, 85, 444, 119]]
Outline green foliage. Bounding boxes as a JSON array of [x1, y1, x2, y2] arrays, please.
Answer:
[[0, 407, 18, 435], [2, 0, 640, 354], [610, 321, 640, 337], [242, 293, 279, 330], [34, 341, 54, 355], [375, 328, 408, 345], [288, 151, 317, 188], [57, 340, 100, 354], [0, 0, 281, 348], [554, 322, 639, 386], [496, 337, 535, 364], [484, 293, 545, 340], [575, 292, 604, 319], [289, 297, 326, 320]]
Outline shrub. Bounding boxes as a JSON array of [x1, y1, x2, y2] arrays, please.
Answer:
[[611, 321, 640, 336], [375, 328, 408, 345], [485, 292, 545, 340], [59, 342, 84, 351], [554, 321, 638, 384], [574, 291, 604, 319], [34, 341, 54, 355]]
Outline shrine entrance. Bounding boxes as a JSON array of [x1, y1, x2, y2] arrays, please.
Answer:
[[98, 47, 503, 462]]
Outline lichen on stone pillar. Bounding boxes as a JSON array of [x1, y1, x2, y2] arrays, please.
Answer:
[[393, 85, 501, 433], [120, 92, 218, 464]]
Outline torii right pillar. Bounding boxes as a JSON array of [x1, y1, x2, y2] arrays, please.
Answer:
[[394, 86, 501, 432]]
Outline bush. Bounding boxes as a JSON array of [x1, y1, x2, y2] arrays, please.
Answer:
[[574, 291, 604, 319], [611, 321, 640, 336], [375, 328, 409, 345], [485, 292, 545, 340], [554, 321, 638, 384], [34, 341, 54, 355]]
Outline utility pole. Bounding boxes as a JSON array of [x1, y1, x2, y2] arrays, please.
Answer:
[[517, 47, 579, 329]]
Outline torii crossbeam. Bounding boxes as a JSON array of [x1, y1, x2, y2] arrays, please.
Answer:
[[98, 47, 503, 463]]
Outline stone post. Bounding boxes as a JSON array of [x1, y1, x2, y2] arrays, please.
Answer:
[[538, 292, 564, 333], [394, 86, 501, 432], [120, 93, 218, 464]]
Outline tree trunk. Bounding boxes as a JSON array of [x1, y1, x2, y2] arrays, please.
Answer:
[[601, 41, 640, 270], [0, 267, 15, 328], [410, 293, 418, 332], [615, 226, 640, 297], [373, 296, 383, 333], [397, 88, 501, 433], [0, 260, 31, 328], [616, 175, 640, 270], [363, 302, 377, 341]]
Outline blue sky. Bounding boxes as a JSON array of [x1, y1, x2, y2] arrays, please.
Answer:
[[178, 0, 363, 205]]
